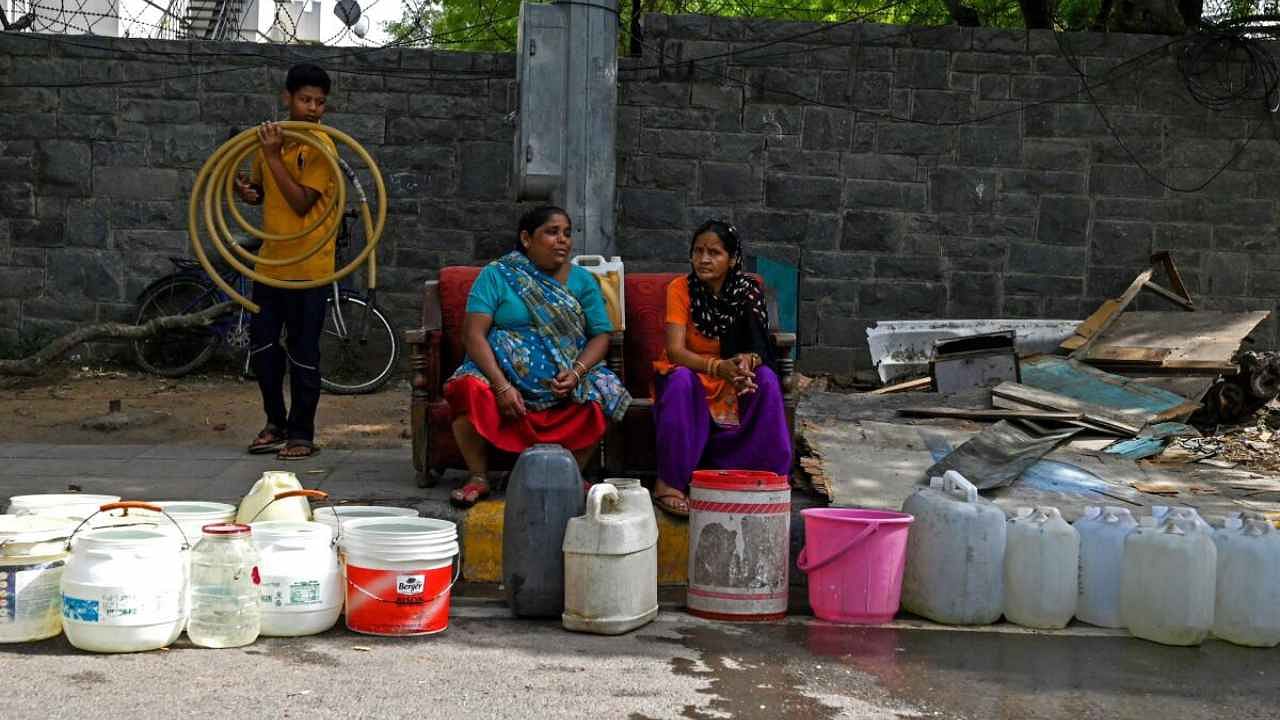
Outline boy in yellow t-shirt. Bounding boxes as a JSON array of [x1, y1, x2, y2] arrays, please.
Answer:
[[233, 63, 337, 460]]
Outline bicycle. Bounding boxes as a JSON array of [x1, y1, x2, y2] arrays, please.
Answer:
[[132, 208, 399, 395]]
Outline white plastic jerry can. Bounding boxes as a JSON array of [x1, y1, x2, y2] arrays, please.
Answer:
[[562, 479, 659, 635], [1004, 507, 1079, 630], [235, 471, 312, 525], [1120, 517, 1217, 646], [572, 255, 625, 331], [1073, 506, 1137, 628], [1213, 516, 1280, 648], [900, 471, 1006, 625]]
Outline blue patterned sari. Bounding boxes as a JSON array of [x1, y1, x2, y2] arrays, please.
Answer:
[[450, 252, 631, 422]]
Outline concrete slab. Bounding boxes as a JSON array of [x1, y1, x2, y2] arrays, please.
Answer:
[[30, 444, 151, 460], [0, 443, 57, 459], [135, 444, 249, 460], [1, 459, 134, 478]]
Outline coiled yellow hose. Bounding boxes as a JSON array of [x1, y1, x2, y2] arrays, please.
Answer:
[[188, 122, 387, 313]]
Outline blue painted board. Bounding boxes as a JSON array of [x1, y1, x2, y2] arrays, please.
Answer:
[[1020, 355, 1195, 418]]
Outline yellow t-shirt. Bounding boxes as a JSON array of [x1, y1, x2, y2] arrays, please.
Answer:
[[251, 130, 339, 282]]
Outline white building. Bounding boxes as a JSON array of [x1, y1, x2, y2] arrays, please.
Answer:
[[2, 0, 388, 44]]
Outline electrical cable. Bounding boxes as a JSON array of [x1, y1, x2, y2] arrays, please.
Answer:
[[1055, 21, 1273, 193]]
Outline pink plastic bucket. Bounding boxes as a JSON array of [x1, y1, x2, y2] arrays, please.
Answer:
[[798, 508, 914, 624]]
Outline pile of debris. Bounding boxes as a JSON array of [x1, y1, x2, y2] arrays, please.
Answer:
[[799, 254, 1280, 525]]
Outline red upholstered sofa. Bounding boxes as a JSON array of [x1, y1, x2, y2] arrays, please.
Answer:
[[405, 267, 797, 487]]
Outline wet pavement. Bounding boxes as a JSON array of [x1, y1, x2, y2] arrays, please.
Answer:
[[5, 604, 1276, 719]]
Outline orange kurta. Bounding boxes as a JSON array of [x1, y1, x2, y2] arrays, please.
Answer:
[[653, 276, 740, 426]]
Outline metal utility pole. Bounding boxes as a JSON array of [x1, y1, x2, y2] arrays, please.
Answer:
[[513, 0, 618, 257]]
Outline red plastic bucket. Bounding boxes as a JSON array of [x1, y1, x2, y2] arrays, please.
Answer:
[[339, 518, 459, 636], [798, 508, 914, 624], [687, 470, 791, 621]]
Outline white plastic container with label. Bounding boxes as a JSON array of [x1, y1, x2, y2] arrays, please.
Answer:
[[1213, 516, 1280, 648], [900, 471, 1006, 625], [1121, 516, 1217, 646], [60, 527, 187, 653], [253, 521, 342, 637], [0, 515, 79, 643], [1073, 506, 1137, 628], [1004, 507, 1079, 630]]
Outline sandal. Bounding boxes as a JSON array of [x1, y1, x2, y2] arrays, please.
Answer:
[[451, 476, 491, 509], [653, 487, 690, 518], [248, 425, 286, 454], [277, 440, 320, 461]]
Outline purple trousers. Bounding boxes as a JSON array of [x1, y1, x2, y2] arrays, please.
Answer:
[[653, 366, 792, 493]]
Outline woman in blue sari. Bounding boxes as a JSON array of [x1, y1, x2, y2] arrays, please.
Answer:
[[444, 206, 631, 508]]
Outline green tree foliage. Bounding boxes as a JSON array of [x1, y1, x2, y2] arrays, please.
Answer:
[[385, 0, 1257, 50]]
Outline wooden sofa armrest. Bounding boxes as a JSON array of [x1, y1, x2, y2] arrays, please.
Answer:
[[770, 331, 797, 395], [607, 332, 625, 379], [409, 280, 444, 479]]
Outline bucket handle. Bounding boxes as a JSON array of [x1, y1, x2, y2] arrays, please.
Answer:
[[796, 522, 878, 574], [346, 555, 461, 606], [66, 501, 191, 552], [249, 490, 338, 544]]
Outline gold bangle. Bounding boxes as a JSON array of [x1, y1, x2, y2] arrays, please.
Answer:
[[492, 383, 513, 397], [573, 360, 589, 374], [571, 370, 582, 385]]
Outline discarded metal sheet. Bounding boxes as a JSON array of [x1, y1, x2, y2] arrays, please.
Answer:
[[867, 319, 1080, 384], [930, 331, 1020, 394], [1104, 437, 1168, 460], [927, 420, 1079, 490], [1019, 355, 1202, 424], [1102, 421, 1199, 460]]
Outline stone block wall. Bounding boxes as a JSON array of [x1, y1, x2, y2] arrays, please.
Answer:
[[2, 17, 1278, 377]]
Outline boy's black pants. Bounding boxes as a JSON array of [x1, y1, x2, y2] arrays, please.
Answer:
[[249, 282, 327, 442]]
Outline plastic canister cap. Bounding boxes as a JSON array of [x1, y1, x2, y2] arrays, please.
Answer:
[[201, 522, 252, 536]]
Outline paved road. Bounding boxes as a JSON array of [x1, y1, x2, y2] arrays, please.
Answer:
[[6, 602, 1277, 720]]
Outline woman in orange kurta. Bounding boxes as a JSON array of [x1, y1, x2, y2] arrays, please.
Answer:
[[650, 220, 792, 516]]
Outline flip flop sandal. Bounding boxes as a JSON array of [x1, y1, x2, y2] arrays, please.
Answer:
[[653, 489, 690, 518], [277, 440, 320, 461], [248, 425, 286, 454], [450, 478, 491, 509]]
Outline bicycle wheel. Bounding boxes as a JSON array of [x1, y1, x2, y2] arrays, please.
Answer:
[[132, 277, 221, 377], [319, 294, 399, 394]]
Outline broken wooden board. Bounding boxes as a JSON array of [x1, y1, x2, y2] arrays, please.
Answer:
[[1075, 311, 1271, 373], [870, 376, 931, 395], [927, 420, 1079, 490], [1061, 298, 1123, 352], [992, 384, 1144, 436], [799, 419, 976, 506], [1019, 355, 1202, 424], [898, 407, 1083, 423]]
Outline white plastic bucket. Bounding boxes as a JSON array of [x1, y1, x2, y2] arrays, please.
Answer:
[[0, 515, 79, 643], [60, 526, 187, 653], [313, 505, 419, 535], [253, 521, 342, 637], [7, 494, 121, 519], [135, 502, 236, 546], [339, 517, 458, 636]]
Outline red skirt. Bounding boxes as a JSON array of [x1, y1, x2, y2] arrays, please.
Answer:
[[444, 376, 607, 454]]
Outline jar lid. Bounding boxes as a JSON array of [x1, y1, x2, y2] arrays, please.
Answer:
[[201, 522, 252, 536]]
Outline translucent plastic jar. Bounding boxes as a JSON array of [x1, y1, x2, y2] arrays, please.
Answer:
[[187, 523, 261, 649]]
